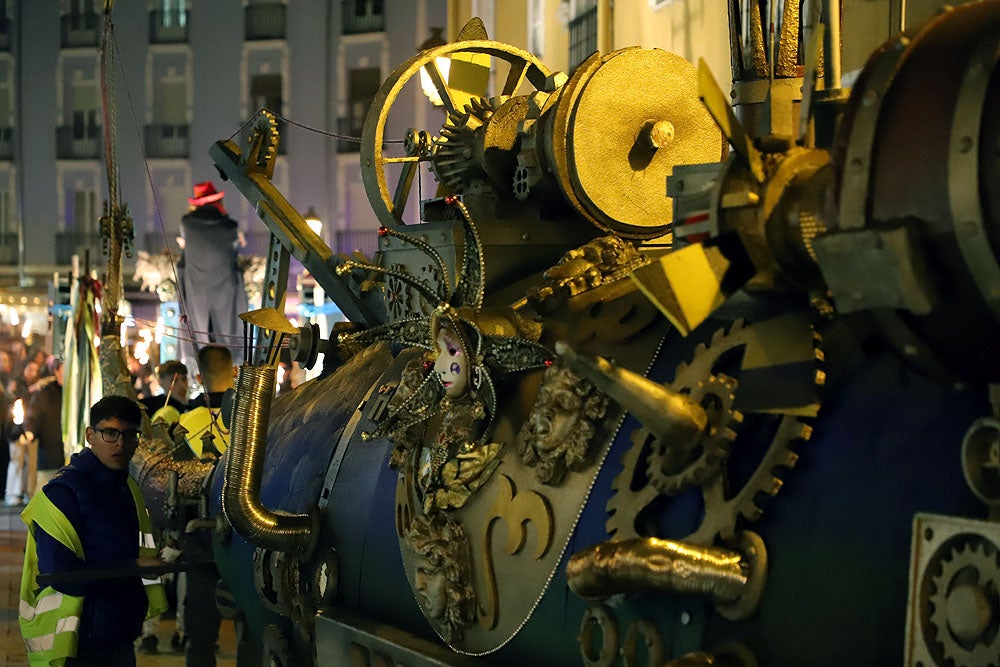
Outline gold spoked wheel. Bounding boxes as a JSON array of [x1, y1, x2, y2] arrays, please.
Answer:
[[360, 41, 551, 228]]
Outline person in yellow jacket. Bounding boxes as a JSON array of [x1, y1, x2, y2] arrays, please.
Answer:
[[19, 395, 167, 666]]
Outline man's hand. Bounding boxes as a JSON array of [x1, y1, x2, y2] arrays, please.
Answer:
[[136, 556, 166, 569], [159, 546, 183, 563]]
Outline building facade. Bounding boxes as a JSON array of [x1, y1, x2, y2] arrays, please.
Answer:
[[0, 0, 449, 295]]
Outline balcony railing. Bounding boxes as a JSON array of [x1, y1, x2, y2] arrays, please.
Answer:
[[56, 126, 102, 160], [336, 117, 361, 153], [0, 127, 13, 161], [568, 6, 598, 72], [342, 0, 385, 34], [144, 124, 190, 158], [0, 18, 11, 51], [61, 12, 101, 48], [149, 9, 189, 44], [335, 229, 378, 259], [245, 4, 286, 40], [56, 231, 103, 266]]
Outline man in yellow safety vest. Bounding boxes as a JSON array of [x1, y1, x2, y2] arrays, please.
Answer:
[[19, 395, 167, 666]]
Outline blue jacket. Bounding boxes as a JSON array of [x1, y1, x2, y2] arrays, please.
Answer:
[[33, 449, 150, 650]]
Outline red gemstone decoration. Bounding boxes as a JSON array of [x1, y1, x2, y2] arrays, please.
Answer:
[[423, 360, 433, 370], [445, 195, 458, 205], [544, 358, 553, 367], [378, 226, 389, 237]]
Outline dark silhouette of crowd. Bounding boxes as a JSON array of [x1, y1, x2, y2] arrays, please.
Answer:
[[1, 334, 63, 506]]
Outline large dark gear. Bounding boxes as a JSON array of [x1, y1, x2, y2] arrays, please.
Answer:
[[925, 538, 1000, 667], [606, 320, 817, 546]]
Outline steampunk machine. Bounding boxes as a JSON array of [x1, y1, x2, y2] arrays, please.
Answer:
[[134, 1, 1000, 665]]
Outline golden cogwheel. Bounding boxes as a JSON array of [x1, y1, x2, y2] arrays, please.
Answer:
[[606, 320, 818, 546], [646, 372, 742, 496]]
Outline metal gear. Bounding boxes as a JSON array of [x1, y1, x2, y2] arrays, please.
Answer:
[[605, 320, 817, 546], [926, 538, 1000, 667], [251, 110, 279, 169], [432, 97, 497, 193], [646, 372, 742, 495], [606, 426, 665, 540]]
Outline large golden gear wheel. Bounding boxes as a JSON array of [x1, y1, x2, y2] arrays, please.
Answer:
[[606, 320, 815, 546], [360, 41, 551, 228]]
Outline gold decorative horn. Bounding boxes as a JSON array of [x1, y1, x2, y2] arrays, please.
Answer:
[[555, 341, 707, 445]]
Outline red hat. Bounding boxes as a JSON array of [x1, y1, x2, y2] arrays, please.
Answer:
[[188, 181, 225, 206]]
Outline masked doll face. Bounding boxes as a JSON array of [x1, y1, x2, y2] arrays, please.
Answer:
[[434, 326, 470, 398]]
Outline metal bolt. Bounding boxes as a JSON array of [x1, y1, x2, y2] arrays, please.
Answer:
[[648, 120, 676, 148]]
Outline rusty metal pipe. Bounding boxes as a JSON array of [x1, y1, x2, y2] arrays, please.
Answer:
[[222, 363, 318, 557]]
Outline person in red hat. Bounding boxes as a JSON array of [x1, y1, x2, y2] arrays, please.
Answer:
[[176, 182, 247, 368]]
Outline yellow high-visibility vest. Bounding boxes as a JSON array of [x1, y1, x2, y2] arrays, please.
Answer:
[[178, 406, 230, 458], [19, 477, 168, 666]]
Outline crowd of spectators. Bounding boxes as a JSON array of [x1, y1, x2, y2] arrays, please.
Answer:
[[0, 332, 63, 505]]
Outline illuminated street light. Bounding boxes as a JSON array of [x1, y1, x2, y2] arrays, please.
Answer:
[[304, 206, 322, 236]]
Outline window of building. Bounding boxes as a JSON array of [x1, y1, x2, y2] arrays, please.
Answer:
[[0, 0, 10, 51], [72, 188, 96, 233], [528, 0, 544, 58], [154, 78, 186, 125], [250, 73, 282, 116], [347, 67, 380, 135], [245, 0, 286, 41], [0, 190, 13, 238], [159, 0, 186, 27], [151, 0, 188, 43], [568, 0, 598, 72], [66, 0, 97, 27], [71, 83, 99, 140], [342, 0, 385, 35]]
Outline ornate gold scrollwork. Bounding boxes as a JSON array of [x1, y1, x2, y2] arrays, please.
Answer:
[[478, 474, 554, 629]]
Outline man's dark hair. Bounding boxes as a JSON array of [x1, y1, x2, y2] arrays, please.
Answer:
[[157, 359, 188, 381], [197, 345, 234, 381], [90, 395, 142, 428]]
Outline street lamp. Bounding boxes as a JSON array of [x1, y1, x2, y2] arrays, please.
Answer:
[[304, 207, 322, 237]]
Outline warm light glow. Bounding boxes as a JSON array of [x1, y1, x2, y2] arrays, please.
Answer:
[[120, 322, 127, 347], [419, 57, 451, 106], [155, 317, 165, 344], [12, 399, 23, 426], [21, 318, 32, 339], [275, 363, 286, 393], [10, 310, 18, 326], [134, 337, 151, 366], [304, 207, 322, 236]]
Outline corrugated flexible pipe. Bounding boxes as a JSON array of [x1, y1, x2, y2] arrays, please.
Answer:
[[222, 363, 318, 557]]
